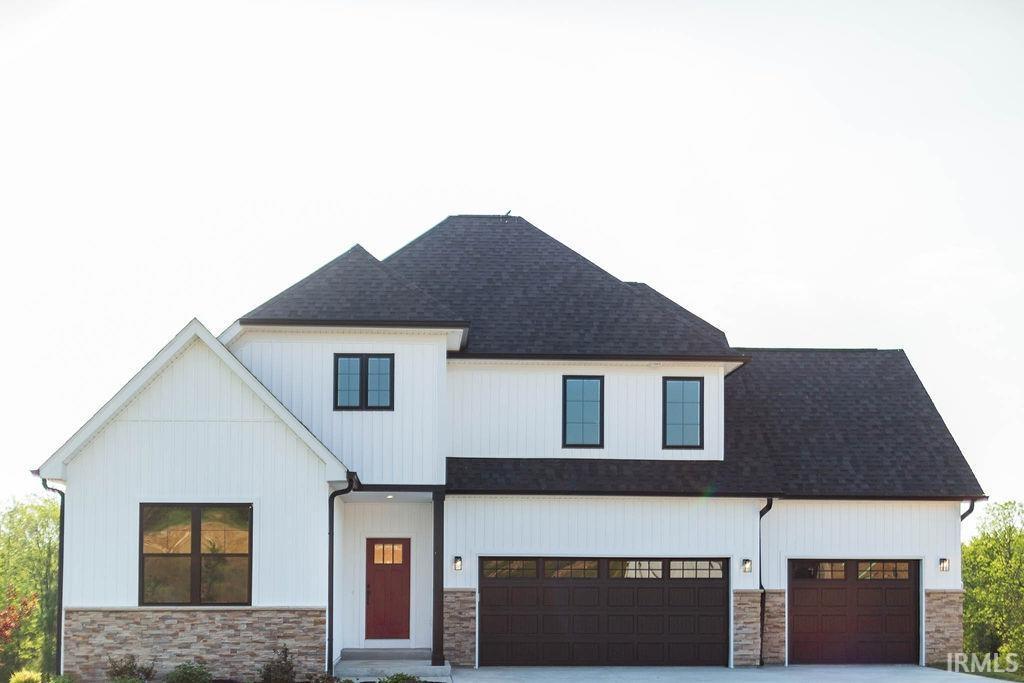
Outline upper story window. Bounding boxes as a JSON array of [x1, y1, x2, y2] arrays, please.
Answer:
[[562, 375, 603, 448], [663, 377, 703, 449], [334, 354, 394, 411], [140, 503, 252, 606]]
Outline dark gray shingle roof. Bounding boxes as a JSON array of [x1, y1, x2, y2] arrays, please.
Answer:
[[447, 348, 984, 499], [241, 244, 466, 327], [381, 215, 737, 357]]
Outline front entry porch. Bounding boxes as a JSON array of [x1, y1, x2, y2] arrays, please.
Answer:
[[331, 486, 448, 675]]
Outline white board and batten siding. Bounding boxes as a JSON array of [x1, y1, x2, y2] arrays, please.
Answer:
[[761, 500, 963, 590], [229, 328, 448, 485], [447, 360, 726, 460], [444, 496, 762, 590], [333, 502, 434, 658], [63, 340, 329, 608]]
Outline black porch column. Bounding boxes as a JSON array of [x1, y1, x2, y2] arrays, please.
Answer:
[[431, 489, 445, 666]]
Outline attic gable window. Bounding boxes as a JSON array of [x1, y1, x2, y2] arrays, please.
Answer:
[[663, 377, 703, 448], [334, 354, 394, 411], [563, 376, 603, 448]]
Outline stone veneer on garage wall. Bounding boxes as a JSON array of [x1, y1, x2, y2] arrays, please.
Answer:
[[64, 608, 325, 682], [443, 589, 476, 667], [732, 590, 762, 666], [925, 590, 964, 665], [761, 590, 786, 665]]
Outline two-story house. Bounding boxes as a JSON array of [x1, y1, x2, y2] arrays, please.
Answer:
[[35, 215, 985, 680]]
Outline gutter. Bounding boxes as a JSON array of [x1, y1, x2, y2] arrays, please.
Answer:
[[36, 472, 65, 675], [757, 497, 774, 667], [327, 473, 357, 675]]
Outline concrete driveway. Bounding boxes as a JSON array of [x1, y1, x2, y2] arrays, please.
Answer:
[[452, 665, 966, 682]]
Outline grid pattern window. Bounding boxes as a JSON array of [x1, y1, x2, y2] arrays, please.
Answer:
[[792, 560, 846, 580], [609, 560, 663, 579], [544, 559, 599, 579], [372, 542, 404, 565], [333, 354, 394, 410], [563, 376, 603, 447], [663, 378, 703, 448], [670, 559, 723, 579], [482, 559, 538, 579], [857, 561, 910, 580], [140, 504, 252, 606]]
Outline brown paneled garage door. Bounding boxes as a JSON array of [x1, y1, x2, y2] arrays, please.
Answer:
[[478, 557, 729, 666], [789, 559, 919, 664]]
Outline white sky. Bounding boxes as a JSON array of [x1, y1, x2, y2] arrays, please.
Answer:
[[1, 0, 1021, 536]]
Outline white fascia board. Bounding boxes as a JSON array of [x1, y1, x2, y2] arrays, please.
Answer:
[[220, 320, 466, 350], [37, 318, 348, 481]]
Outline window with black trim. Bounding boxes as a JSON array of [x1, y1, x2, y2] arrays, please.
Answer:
[[663, 377, 703, 448], [140, 503, 252, 606], [334, 354, 394, 410], [563, 376, 603, 447], [481, 559, 537, 579], [544, 559, 599, 578], [793, 560, 846, 580], [609, 559, 663, 579], [857, 561, 909, 580]]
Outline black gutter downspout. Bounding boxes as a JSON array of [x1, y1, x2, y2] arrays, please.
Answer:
[[960, 499, 976, 521], [758, 497, 774, 667], [327, 473, 356, 675], [431, 490, 445, 667], [40, 477, 65, 676]]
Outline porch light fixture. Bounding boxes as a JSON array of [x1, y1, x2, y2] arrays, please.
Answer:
[[939, 558, 950, 572], [453, 556, 463, 571], [742, 559, 753, 573], [385, 494, 394, 499]]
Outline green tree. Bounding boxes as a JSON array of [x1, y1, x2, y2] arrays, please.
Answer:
[[0, 496, 59, 680], [963, 501, 1024, 658]]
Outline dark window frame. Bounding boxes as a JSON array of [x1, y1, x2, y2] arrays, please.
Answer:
[[561, 375, 604, 449], [333, 353, 395, 411], [138, 502, 253, 607], [662, 376, 704, 449]]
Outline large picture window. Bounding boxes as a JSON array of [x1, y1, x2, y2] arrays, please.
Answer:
[[334, 354, 394, 410], [663, 377, 703, 448], [562, 376, 603, 447], [140, 503, 252, 606]]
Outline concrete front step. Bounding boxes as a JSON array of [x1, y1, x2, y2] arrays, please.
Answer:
[[334, 655, 452, 683]]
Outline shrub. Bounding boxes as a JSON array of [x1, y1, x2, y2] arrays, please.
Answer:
[[107, 655, 156, 682], [165, 662, 212, 683], [376, 675, 422, 683], [256, 646, 295, 683], [9, 671, 42, 683], [306, 674, 336, 683]]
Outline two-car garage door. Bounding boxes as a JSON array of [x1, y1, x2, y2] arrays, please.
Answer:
[[479, 557, 729, 666], [789, 559, 920, 664]]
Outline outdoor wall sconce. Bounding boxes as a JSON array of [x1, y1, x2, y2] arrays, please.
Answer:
[[453, 556, 463, 571], [742, 559, 753, 573], [939, 558, 950, 572]]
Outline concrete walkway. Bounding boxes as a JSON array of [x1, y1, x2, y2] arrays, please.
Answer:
[[452, 664, 966, 681]]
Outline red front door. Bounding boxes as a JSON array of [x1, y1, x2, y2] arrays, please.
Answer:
[[365, 538, 411, 639]]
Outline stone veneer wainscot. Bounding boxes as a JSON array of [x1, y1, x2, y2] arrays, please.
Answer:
[[732, 590, 762, 666], [443, 589, 476, 667], [64, 607, 325, 682]]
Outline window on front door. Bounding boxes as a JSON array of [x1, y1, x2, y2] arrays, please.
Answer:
[[139, 503, 252, 606], [334, 354, 394, 410]]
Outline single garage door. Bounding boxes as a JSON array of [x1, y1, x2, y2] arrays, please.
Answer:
[[789, 559, 919, 664], [478, 557, 729, 666]]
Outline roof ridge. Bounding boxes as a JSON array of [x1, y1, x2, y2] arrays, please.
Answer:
[[734, 346, 900, 353]]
